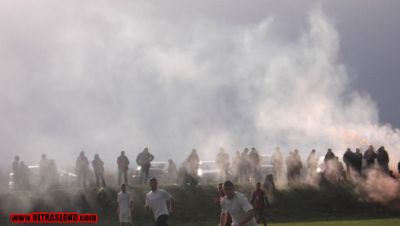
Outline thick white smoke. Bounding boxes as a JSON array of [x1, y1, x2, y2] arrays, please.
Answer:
[[0, 1, 399, 174]]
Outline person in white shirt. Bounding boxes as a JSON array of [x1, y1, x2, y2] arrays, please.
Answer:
[[220, 180, 257, 226], [145, 178, 175, 226], [117, 184, 134, 226]]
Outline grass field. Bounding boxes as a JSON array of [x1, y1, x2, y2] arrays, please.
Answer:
[[1, 183, 399, 226], [269, 218, 400, 226]]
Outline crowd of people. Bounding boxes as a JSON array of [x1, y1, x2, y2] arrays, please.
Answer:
[[9, 145, 399, 191], [8, 144, 400, 226]]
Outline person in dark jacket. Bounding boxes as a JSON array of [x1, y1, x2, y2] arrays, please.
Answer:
[[354, 148, 363, 175], [364, 145, 377, 169], [376, 146, 389, 174], [324, 148, 335, 163], [117, 151, 130, 185], [92, 154, 106, 188], [76, 151, 90, 188], [343, 148, 354, 175], [136, 147, 154, 184]]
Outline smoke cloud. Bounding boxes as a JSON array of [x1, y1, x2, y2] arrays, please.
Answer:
[[0, 1, 399, 174]]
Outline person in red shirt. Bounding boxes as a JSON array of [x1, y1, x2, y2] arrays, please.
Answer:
[[251, 182, 269, 226]]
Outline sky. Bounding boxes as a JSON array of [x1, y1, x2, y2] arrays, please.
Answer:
[[0, 0, 400, 171]]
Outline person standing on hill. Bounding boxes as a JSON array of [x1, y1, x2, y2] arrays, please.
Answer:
[[76, 151, 90, 188], [39, 154, 49, 190], [324, 148, 335, 163], [186, 149, 200, 176], [216, 148, 230, 181], [117, 151, 130, 185], [92, 154, 106, 188], [249, 148, 260, 181], [364, 145, 377, 169], [354, 148, 363, 175], [306, 149, 318, 184], [376, 146, 389, 174], [136, 147, 154, 184], [271, 147, 283, 184], [343, 148, 356, 177]]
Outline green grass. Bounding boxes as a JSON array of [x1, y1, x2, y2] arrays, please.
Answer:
[[270, 218, 400, 226], [1, 183, 399, 226]]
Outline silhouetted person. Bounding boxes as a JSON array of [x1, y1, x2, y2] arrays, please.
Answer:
[[39, 154, 49, 190], [263, 174, 275, 196], [231, 151, 241, 182], [92, 154, 106, 188], [286, 152, 295, 184], [76, 151, 90, 188], [354, 148, 363, 175], [239, 148, 251, 183], [48, 159, 60, 188], [136, 147, 154, 184], [271, 147, 283, 184], [376, 146, 389, 174], [186, 149, 200, 176], [249, 147, 261, 181], [364, 145, 377, 169], [343, 148, 354, 175], [306, 149, 318, 184], [216, 148, 230, 181], [19, 161, 30, 190], [12, 156, 20, 190], [167, 159, 177, 183], [324, 148, 335, 163], [292, 149, 302, 183], [117, 151, 130, 185]]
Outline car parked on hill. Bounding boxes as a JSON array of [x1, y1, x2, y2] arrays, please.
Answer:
[[258, 154, 274, 176], [132, 161, 169, 183], [8, 165, 77, 190], [197, 160, 220, 183]]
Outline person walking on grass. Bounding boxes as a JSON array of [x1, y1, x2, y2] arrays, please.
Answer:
[[145, 178, 175, 226], [117, 183, 134, 226], [220, 180, 257, 226], [251, 182, 270, 226]]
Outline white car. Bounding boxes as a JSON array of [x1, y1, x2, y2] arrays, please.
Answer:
[[259, 154, 274, 176], [197, 160, 220, 183], [9, 165, 77, 190], [132, 161, 169, 183]]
